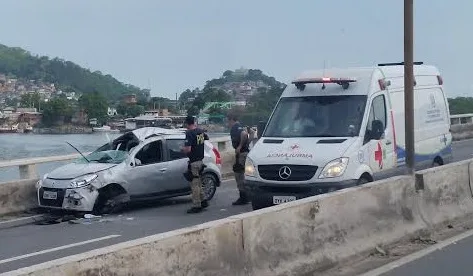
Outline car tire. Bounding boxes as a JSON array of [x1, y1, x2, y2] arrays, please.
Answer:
[[93, 190, 126, 215], [202, 173, 218, 201]]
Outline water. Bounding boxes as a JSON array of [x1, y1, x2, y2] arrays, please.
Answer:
[[0, 132, 228, 183]]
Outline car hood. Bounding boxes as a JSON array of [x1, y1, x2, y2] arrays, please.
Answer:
[[47, 162, 119, 180], [248, 137, 356, 166]]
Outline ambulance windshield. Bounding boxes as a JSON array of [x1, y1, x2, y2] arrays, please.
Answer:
[[263, 95, 367, 138]]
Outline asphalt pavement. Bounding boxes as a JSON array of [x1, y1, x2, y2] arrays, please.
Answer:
[[378, 230, 473, 276], [0, 139, 473, 274], [0, 179, 251, 274]]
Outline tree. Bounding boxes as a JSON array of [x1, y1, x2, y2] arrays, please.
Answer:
[[79, 92, 108, 124], [41, 97, 73, 126], [0, 43, 150, 102], [117, 103, 144, 118], [127, 105, 145, 117], [448, 97, 473, 115], [20, 93, 41, 109]]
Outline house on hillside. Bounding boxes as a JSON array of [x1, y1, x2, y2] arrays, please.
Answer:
[[108, 107, 118, 117], [18, 111, 42, 126], [123, 94, 137, 104]]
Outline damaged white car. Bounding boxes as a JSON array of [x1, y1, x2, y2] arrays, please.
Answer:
[[36, 127, 223, 214]]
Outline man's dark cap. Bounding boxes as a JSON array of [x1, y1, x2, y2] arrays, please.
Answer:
[[185, 116, 195, 125]]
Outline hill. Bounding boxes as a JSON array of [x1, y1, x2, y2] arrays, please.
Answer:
[[0, 44, 149, 101], [179, 68, 286, 124]]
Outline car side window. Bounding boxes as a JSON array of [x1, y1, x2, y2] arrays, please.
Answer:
[[135, 140, 163, 165], [364, 95, 387, 143], [167, 139, 187, 160]]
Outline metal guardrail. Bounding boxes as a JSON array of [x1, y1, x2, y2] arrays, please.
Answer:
[[0, 136, 231, 181], [451, 113, 473, 126]]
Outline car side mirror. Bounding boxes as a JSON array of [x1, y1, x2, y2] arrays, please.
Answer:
[[370, 120, 385, 140]]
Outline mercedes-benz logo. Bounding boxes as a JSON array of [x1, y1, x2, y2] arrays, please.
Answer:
[[278, 166, 292, 180]]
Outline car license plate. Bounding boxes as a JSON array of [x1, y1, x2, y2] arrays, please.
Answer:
[[273, 196, 296, 205], [43, 191, 57, 200]]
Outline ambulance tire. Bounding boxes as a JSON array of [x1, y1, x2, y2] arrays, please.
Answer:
[[357, 175, 371, 186], [432, 157, 443, 167]]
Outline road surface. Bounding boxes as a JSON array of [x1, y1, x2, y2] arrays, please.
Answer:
[[374, 229, 473, 276], [0, 139, 473, 274]]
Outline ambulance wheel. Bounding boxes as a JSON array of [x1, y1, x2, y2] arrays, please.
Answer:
[[432, 157, 443, 167], [357, 174, 372, 185]]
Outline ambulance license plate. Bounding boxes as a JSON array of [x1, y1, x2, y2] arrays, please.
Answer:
[[273, 196, 296, 205]]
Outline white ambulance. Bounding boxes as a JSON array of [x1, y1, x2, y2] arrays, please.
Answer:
[[244, 62, 452, 210]]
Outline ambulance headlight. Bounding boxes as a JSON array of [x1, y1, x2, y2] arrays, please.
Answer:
[[319, 158, 349, 178], [245, 157, 257, 177]]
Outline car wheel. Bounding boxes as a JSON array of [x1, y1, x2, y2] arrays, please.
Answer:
[[93, 189, 127, 215], [202, 173, 218, 201]]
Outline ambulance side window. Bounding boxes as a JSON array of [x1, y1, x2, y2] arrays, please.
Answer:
[[364, 95, 387, 144]]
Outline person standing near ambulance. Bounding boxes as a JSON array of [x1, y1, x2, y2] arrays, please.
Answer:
[[227, 113, 250, 205], [181, 116, 209, 213]]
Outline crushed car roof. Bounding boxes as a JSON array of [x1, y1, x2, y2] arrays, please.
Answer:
[[131, 127, 185, 141]]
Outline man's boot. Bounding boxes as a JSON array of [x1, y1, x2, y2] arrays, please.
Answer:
[[232, 191, 249, 205], [187, 206, 203, 214]]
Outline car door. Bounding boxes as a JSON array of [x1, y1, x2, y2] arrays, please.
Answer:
[[363, 93, 396, 178], [163, 138, 190, 192], [125, 138, 173, 197]]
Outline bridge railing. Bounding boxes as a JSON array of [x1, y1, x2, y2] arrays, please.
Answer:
[[0, 136, 231, 183], [450, 113, 473, 125]]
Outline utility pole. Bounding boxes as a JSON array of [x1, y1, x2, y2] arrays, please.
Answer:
[[404, 0, 415, 175]]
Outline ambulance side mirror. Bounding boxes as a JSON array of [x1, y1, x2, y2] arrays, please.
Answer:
[[257, 121, 267, 139], [371, 120, 385, 140]]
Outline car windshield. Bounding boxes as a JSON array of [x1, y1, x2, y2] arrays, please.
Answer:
[[263, 95, 367, 138], [75, 132, 139, 164], [76, 150, 129, 164]]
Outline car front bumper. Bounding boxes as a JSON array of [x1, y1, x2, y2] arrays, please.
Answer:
[[37, 186, 98, 212]]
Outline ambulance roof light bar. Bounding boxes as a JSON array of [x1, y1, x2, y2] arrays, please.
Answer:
[[292, 77, 356, 91], [378, 61, 424, 66]]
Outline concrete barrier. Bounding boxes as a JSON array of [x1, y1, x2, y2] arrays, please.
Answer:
[[235, 176, 424, 275], [0, 179, 38, 215], [415, 159, 473, 227], [451, 123, 473, 141], [7, 159, 473, 276], [3, 218, 246, 276]]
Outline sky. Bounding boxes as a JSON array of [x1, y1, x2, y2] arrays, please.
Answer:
[[0, 0, 471, 99]]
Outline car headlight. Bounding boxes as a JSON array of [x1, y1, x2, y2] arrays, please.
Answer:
[[70, 174, 98, 188], [319, 158, 349, 179], [36, 173, 48, 189], [245, 157, 257, 177]]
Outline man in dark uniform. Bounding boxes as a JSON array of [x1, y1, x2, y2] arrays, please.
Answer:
[[227, 113, 250, 205], [181, 116, 209, 213]]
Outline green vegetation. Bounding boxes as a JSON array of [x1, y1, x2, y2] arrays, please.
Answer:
[[448, 97, 473, 115], [180, 69, 285, 125], [0, 44, 150, 101], [41, 97, 74, 126]]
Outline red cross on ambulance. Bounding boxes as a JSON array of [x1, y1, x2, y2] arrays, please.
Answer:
[[374, 142, 384, 169]]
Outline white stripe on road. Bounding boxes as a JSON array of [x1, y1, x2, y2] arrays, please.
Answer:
[[0, 235, 121, 265], [360, 228, 473, 276]]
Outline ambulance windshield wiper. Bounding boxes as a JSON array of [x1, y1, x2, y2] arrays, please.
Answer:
[[65, 141, 90, 163], [312, 134, 337, 137]]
